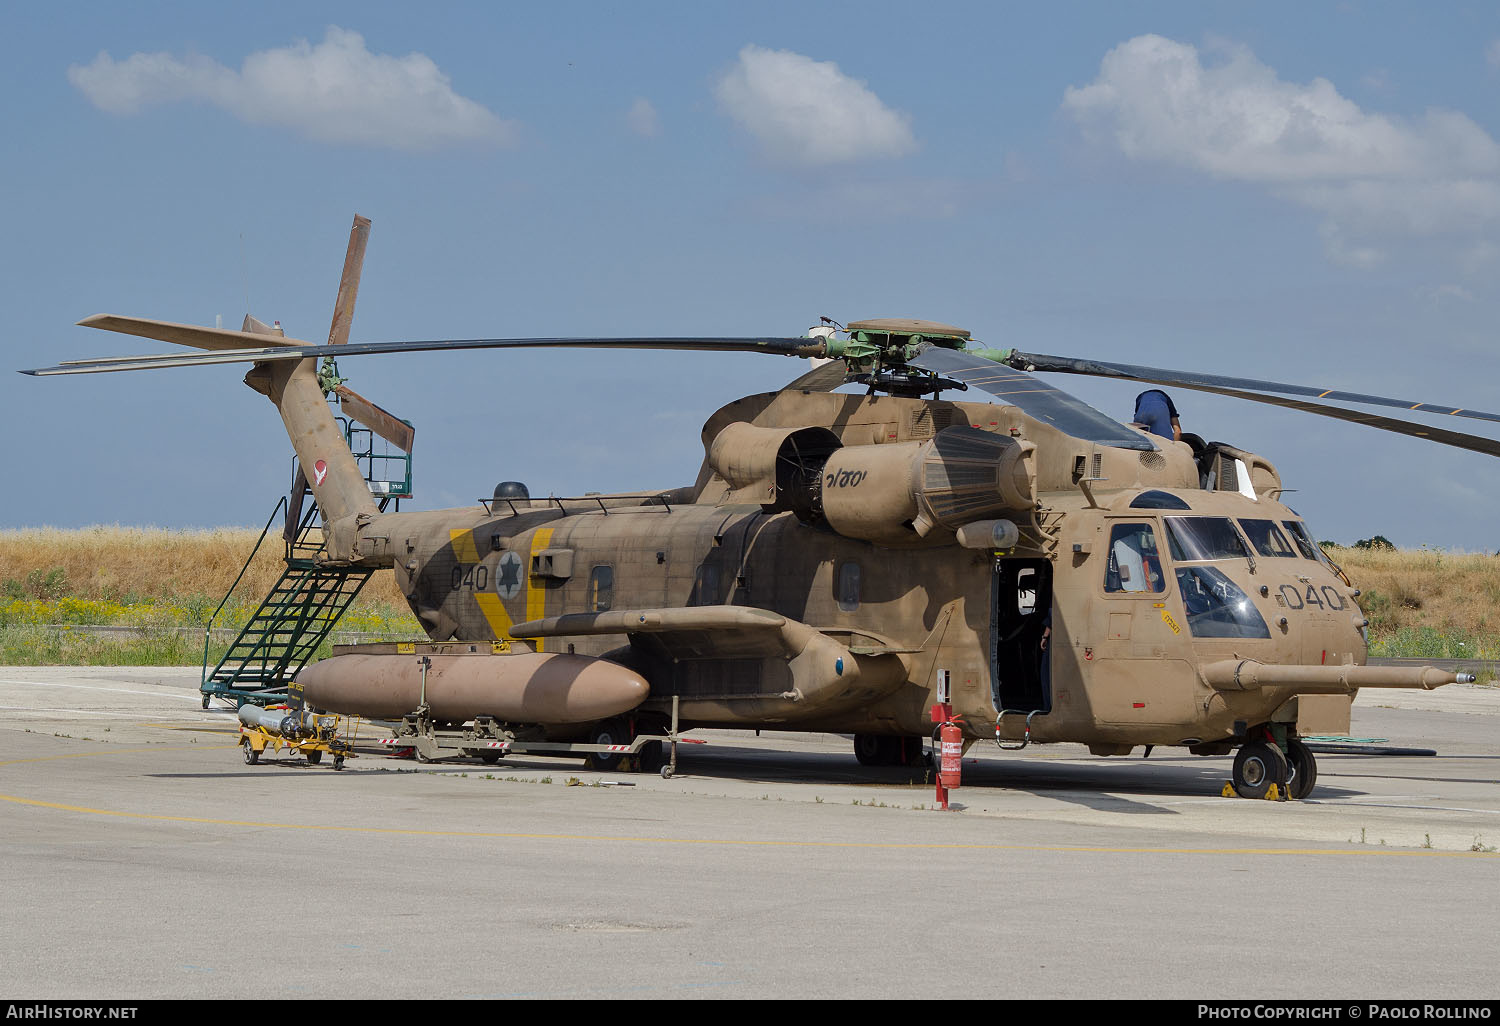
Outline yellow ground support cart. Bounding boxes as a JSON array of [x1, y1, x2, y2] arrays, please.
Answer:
[[238, 705, 355, 771]]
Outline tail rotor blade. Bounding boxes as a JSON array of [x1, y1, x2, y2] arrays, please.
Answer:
[[334, 384, 414, 452], [327, 215, 371, 348]]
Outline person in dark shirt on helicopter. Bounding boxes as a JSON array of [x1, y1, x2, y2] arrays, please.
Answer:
[[1132, 389, 1181, 441]]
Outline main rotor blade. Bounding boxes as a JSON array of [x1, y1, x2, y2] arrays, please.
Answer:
[[21, 330, 830, 376], [1008, 350, 1500, 428], [1166, 380, 1500, 459], [909, 345, 1156, 451]]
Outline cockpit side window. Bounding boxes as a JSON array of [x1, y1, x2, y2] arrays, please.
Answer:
[[1105, 523, 1166, 594], [1165, 516, 1249, 562], [1240, 519, 1296, 557]]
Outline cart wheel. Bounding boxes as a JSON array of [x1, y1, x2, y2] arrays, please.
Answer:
[[305, 749, 323, 765], [333, 756, 345, 771], [636, 740, 665, 774], [479, 750, 502, 765], [585, 718, 629, 772], [660, 765, 674, 779], [202, 694, 210, 710], [243, 741, 259, 766]]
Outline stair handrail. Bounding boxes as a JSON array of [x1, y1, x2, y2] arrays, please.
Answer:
[[202, 495, 288, 687]]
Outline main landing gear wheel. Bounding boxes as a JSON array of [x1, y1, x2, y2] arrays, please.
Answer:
[[853, 733, 889, 766], [1285, 738, 1318, 800], [1231, 740, 1287, 800], [855, 734, 926, 768], [585, 718, 629, 772]]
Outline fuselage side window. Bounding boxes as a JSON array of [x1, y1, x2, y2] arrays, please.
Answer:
[[589, 565, 614, 612], [836, 561, 862, 612], [1105, 523, 1166, 594]]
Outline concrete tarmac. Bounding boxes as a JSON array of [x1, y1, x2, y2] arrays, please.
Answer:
[[1, 667, 1496, 1000]]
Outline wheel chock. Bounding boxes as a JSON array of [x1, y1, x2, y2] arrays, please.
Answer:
[[1220, 781, 1288, 801]]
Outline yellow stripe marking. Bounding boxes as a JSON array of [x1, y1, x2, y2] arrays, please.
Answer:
[[1318, 390, 1333, 398], [475, 592, 513, 640], [0, 790, 1492, 857], [526, 527, 556, 651], [449, 528, 480, 563]]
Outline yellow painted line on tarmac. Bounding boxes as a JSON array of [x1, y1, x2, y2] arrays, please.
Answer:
[[0, 790, 1493, 858]]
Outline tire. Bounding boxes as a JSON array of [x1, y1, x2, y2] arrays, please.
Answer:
[[243, 741, 259, 766], [1286, 738, 1318, 800], [636, 740, 665, 774], [853, 733, 897, 766], [333, 756, 345, 771], [895, 736, 926, 768], [479, 750, 502, 765], [585, 718, 629, 772], [305, 749, 323, 765], [1232, 740, 1287, 800]]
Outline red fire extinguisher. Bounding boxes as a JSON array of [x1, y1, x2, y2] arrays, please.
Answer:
[[930, 700, 964, 810]]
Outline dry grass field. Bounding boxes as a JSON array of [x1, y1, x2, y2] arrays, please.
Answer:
[[0, 526, 418, 665], [1, 528, 1497, 666]]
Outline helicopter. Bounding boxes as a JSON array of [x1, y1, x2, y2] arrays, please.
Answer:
[[24, 215, 1492, 800]]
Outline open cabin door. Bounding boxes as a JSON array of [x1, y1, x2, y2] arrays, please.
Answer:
[[992, 558, 1052, 715]]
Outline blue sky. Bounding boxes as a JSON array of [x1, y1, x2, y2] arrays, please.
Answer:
[[5, 2, 1500, 548]]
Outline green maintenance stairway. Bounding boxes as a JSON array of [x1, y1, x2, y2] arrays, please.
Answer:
[[198, 497, 376, 708], [200, 412, 413, 708]]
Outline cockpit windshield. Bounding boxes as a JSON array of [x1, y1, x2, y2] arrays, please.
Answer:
[[1164, 517, 1249, 562], [1281, 520, 1323, 561], [1175, 566, 1271, 639], [1239, 519, 1297, 558]]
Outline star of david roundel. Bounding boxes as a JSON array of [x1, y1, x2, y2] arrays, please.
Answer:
[[495, 551, 524, 600]]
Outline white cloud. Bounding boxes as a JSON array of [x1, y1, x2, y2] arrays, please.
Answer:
[[1063, 35, 1500, 264], [715, 45, 915, 166], [626, 97, 660, 138], [68, 27, 513, 150]]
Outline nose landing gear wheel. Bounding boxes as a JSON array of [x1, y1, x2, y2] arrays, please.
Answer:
[[1231, 740, 1287, 799], [1285, 738, 1318, 800]]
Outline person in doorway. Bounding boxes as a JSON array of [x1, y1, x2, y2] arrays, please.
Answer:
[[1132, 389, 1181, 441], [1038, 608, 1052, 688]]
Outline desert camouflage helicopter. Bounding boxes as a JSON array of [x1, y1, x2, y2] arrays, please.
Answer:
[[26, 216, 1493, 799]]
